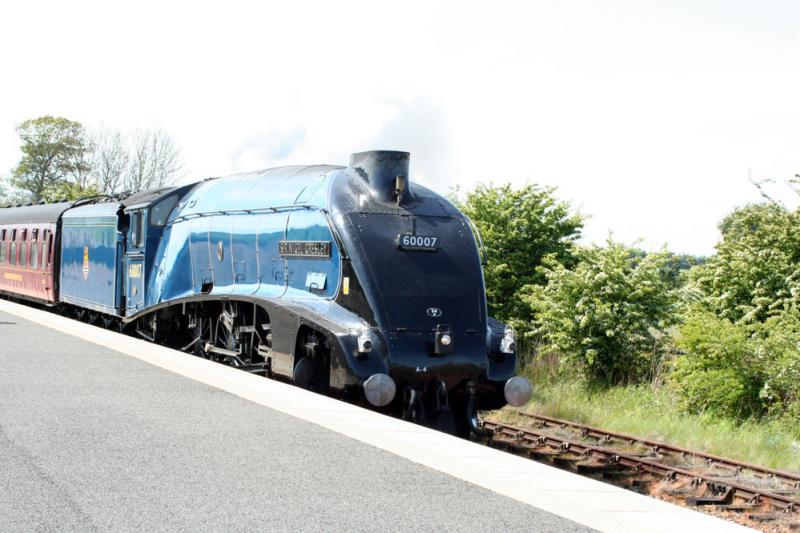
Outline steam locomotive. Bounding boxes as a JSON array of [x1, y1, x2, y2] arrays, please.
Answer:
[[0, 150, 531, 434]]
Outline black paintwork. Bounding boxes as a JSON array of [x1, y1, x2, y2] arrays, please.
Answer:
[[328, 161, 515, 410]]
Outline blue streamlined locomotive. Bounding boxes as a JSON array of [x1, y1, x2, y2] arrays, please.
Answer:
[[0, 151, 531, 434]]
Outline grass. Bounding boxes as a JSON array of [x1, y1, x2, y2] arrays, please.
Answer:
[[492, 376, 800, 472]]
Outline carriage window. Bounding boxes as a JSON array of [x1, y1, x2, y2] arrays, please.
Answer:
[[47, 233, 53, 266], [20, 232, 27, 267], [0, 241, 5, 264], [30, 240, 38, 269], [10, 241, 16, 265], [32, 229, 38, 242]]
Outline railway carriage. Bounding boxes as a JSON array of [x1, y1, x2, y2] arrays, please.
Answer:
[[0, 150, 531, 434], [0, 202, 68, 304]]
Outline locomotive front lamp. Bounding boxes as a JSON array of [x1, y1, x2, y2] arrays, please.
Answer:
[[504, 376, 532, 407], [363, 373, 396, 407], [434, 325, 454, 355], [500, 326, 516, 354]]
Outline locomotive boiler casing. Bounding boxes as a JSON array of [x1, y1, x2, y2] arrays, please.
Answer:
[[138, 153, 520, 412]]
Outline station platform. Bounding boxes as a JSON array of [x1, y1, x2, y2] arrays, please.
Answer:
[[0, 299, 751, 532]]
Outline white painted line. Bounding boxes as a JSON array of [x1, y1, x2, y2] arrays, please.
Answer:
[[0, 299, 754, 533]]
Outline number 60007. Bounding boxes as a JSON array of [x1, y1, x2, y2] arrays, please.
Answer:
[[397, 234, 438, 251]]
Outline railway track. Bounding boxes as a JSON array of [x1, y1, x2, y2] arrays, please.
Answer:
[[478, 413, 800, 531]]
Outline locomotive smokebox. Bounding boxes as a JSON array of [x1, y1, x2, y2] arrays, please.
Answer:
[[349, 150, 410, 204]]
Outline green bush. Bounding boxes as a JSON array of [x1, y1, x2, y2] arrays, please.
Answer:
[[673, 367, 753, 419], [671, 200, 800, 423], [757, 313, 800, 418], [453, 183, 582, 343], [529, 241, 677, 386], [673, 309, 800, 420]]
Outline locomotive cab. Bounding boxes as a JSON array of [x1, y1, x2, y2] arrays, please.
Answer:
[[124, 207, 147, 313], [122, 188, 187, 315]]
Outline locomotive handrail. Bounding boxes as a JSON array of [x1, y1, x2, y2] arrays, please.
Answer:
[[323, 210, 349, 260], [167, 203, 323, 226], [71, 194, 111, 208], [463, 213, 488, 266]]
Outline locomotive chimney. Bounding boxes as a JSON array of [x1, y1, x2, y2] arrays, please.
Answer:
[[349, 150, 410, 205]]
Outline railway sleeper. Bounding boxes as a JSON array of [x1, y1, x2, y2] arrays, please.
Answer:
[[576, 463, 628, 476], [747, 513, 783, 523], [527, 450, 561, 461], [551, 456, 583, 468], [600, 470, 641, 481], [714, 503, 761, 513], [686, 487, 733, 506]]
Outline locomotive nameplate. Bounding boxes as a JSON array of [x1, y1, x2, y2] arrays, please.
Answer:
[[397, 234, 438, 252], [279, 240, 331, 258]]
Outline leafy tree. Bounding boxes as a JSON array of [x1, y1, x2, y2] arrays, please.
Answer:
[[529, 241, 677, 386], [0, 178, 30, 206], [690, 203, 800, 323], [453, 183, 582, 334], [8, 118, 184, 200], [47, 180, 102, 202], [673, 197, 800, 422], [11, 116, 94, 201]]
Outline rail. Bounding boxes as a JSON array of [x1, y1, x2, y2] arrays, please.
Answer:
[[479, 415, 800, 530]]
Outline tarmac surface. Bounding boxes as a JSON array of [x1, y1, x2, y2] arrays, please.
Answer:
[[0, 309, 591, 532]]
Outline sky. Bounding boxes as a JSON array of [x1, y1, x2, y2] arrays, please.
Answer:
[[1, 0, 798, 255]]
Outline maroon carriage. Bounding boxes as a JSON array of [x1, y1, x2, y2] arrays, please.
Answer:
[[0, 203, 70, 305]]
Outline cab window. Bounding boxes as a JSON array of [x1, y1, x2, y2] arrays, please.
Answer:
[[150, 195, 180, 226], [131, 210, 146, 248]]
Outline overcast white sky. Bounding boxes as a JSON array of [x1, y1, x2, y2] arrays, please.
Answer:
[[1, 0, 798, 255]]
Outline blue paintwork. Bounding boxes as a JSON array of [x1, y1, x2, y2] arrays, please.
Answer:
[[144, 165, 343, 311], [60, 203, 123, 315]]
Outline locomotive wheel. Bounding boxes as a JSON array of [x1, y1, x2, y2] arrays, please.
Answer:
[[293, 356, 317, 389], [293, 329, 330, 393]]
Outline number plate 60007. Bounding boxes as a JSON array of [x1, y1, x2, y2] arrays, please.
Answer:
[[397, 234, 438, 252]]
